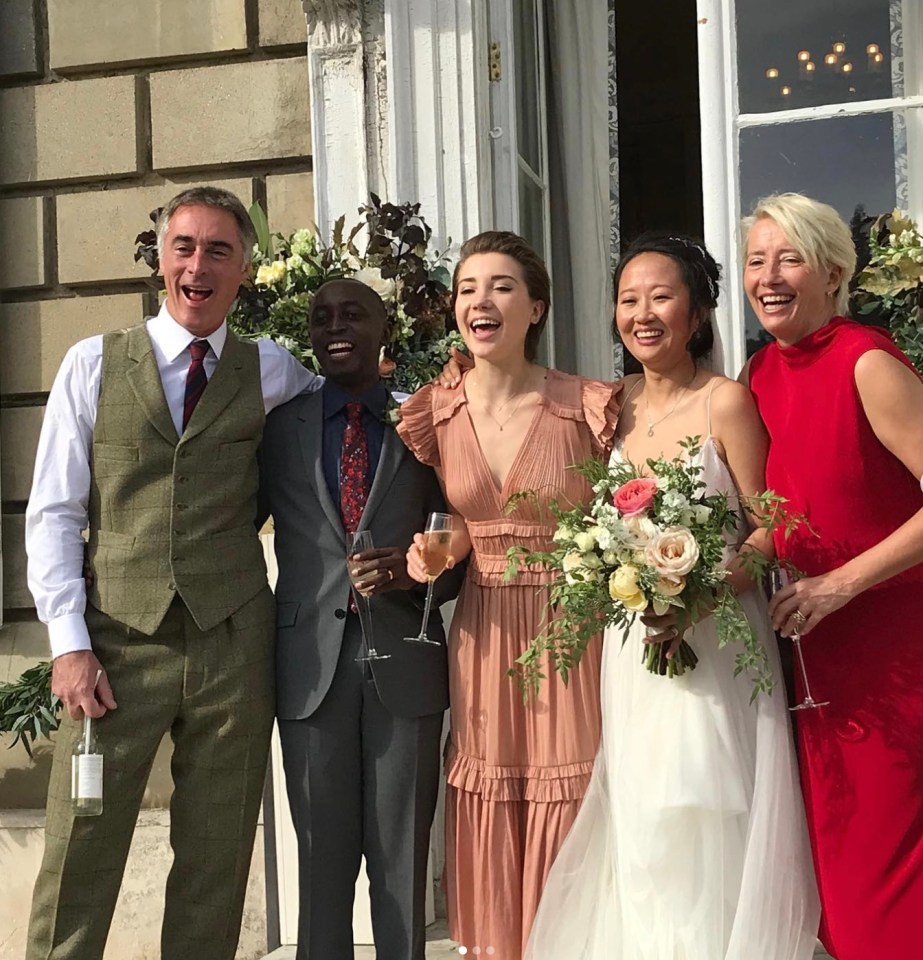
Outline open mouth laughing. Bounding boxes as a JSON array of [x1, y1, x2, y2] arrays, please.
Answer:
[[325, 340, 356, 359], [182, 285, 213, 304]]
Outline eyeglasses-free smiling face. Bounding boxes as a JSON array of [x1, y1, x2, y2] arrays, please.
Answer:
[[454, 252, 544, 363], [309, 279, 388, 392], [744, 217, 841, 347], [615, 252, 699, 368], [159, 204, 250, 338]]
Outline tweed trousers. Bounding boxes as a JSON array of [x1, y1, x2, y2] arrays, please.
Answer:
[[26, 586, 275, 960]]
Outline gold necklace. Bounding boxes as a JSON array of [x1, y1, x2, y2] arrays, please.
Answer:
[[472, 371, 545, 431], [644, 366, 697, 437]]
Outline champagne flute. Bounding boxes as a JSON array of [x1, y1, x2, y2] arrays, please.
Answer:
[[348, 530, 391, 663], [770, 568, 829, 711], [404, 512, 454, 646]]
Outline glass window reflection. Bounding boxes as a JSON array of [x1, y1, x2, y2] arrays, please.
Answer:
[[739, 112, 901, 355], [737, 0, 902, 113]]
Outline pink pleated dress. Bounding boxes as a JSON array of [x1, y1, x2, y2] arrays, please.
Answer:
[[397, 368, 621, 958]]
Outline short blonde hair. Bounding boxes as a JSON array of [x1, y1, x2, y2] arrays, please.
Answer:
[[741, 193, 857, 316]]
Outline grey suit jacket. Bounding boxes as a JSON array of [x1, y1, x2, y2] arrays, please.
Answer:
[[259, 389, 458, 721]]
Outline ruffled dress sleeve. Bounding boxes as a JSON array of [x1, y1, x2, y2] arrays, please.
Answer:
[[395, 382, 442, 468], [581, 377, 623, 455]]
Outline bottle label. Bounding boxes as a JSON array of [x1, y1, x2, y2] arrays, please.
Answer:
[[72, 754, 103, 800]]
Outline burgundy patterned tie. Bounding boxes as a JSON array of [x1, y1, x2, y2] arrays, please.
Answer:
[[182, 339, 210, 431], [339, 401, 370, 534]]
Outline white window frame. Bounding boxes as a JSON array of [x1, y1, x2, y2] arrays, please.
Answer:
[[485, 0, 555, 365], [696, 0, 923, 376]]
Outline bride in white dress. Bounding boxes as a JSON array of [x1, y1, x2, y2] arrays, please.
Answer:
[[525, 235, 819, 960]]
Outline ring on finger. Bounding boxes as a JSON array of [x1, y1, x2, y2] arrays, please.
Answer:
[[792, 609, 807, 626], [387, 568, 394, 582]]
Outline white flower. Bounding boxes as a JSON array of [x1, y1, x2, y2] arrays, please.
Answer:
[[625, 515, 658, 548], [573, 530, 597, 553], [656, 475, 674, 491], [644, 526, 700, 577], [662, 490, 689, 512], [352, 266, 396, 300], [693, 504, 712, 525], [553, 523, 576, 544], [562, 551, 602, 585]]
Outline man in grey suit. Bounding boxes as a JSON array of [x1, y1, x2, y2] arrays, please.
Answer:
[[258, 278, 459, 960]]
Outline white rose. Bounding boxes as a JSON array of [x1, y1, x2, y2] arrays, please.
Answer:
[[693, 504, 712, 525], [352, 266, 396, 301], [573, 530, 597, 553], [562, 551, 601, 585], [625, 515, 657, 547], [644, 526, 700, 577]]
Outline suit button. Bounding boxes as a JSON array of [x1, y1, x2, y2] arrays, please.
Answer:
[[334, 608, 346, 620], [167, 581, 176, 591], [177, 476, 188, 484], [179, 450, 190, 459], [176, 503, 187, 511]]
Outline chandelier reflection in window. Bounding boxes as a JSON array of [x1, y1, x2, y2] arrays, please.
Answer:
[[764, 38, 887, 104]]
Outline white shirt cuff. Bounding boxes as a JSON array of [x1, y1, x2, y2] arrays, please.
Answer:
[[48, 613, 93, 659]]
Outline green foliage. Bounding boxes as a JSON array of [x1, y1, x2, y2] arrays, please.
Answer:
[[853, 209, 923, 374], [0, 661, 60, 758]]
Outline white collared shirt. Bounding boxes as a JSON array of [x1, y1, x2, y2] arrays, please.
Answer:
[[25, 304, 320, 658]]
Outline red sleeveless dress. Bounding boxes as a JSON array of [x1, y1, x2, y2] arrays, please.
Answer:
[[749, 317, 923, 959]]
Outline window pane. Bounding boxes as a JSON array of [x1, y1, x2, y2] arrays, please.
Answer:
[[737, 0, 903, 113], [739, 111, 903, 355], [514, 0, 542, 174]]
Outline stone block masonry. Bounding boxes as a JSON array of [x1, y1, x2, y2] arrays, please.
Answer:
[[0, 77, 139, 187], [48, 0, 249, 72], [150, 58, 311, 170]]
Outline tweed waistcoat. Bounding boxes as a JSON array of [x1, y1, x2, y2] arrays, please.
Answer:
[[86, 322, 267, 635]]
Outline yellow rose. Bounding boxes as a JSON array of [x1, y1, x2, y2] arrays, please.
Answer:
[[608, 565, 647, 611], [255, 260, 287, 286]]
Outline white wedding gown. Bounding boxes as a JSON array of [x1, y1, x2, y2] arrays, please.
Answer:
[[525, 439, 820, 960]]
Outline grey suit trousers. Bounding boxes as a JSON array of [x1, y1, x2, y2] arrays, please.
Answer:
[[278, 613, 443, 960]]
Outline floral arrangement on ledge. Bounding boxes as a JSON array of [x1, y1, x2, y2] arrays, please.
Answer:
[[136, 194, 464, 395], [853, 208, 923, 374]]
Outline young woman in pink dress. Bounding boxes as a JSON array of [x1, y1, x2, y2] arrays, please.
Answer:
[[742, 193, 923, 959], [396, 231, 621, 958]]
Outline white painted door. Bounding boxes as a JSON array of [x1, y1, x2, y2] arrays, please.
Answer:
[[696, 0, 923, 375]]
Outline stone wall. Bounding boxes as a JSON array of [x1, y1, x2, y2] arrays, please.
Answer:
[[0, 1, 314, 954]]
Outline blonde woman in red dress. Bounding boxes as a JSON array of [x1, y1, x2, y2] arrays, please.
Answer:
[[742, 193, 923, 960], [397, 231, 621, 958]]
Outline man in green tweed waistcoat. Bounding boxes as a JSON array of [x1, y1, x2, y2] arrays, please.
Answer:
[[24, 186, 319, 960]]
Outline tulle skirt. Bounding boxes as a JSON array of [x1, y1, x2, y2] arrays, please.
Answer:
[[525, 588, 820, 960]]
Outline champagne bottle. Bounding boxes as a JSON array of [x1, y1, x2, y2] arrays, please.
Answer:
[[72, 680, 104, 816]]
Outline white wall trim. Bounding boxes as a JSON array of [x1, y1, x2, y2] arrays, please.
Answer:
[[696, 0, 745, 377], [737, 95, 923, 128]]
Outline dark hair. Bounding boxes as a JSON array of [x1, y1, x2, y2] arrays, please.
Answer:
[[452, 231, 551, 362], [613, 233, 720, 360]]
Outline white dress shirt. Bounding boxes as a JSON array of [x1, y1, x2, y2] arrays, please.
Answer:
[[25, 305, 320, 658]]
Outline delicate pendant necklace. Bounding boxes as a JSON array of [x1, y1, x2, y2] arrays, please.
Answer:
[[645, 366, 697, 437], [472, 370, 547, 431]]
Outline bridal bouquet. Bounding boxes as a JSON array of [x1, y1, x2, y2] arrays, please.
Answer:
[[506, 438, 794, 700]]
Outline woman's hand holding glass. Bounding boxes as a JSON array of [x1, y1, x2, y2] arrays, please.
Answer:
[[404, 512, 455, 645]]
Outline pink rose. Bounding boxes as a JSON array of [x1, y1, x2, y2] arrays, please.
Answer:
[[613, 477, 658, 517]]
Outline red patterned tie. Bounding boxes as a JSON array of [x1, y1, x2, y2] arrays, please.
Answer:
[[339, 401, 370, 534], [182, 339, 210, 431]]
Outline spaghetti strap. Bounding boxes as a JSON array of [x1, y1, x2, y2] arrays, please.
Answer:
[[705, 377, 721, 437]]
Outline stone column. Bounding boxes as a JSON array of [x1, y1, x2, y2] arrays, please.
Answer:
[[304, 0, 388, 236]]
